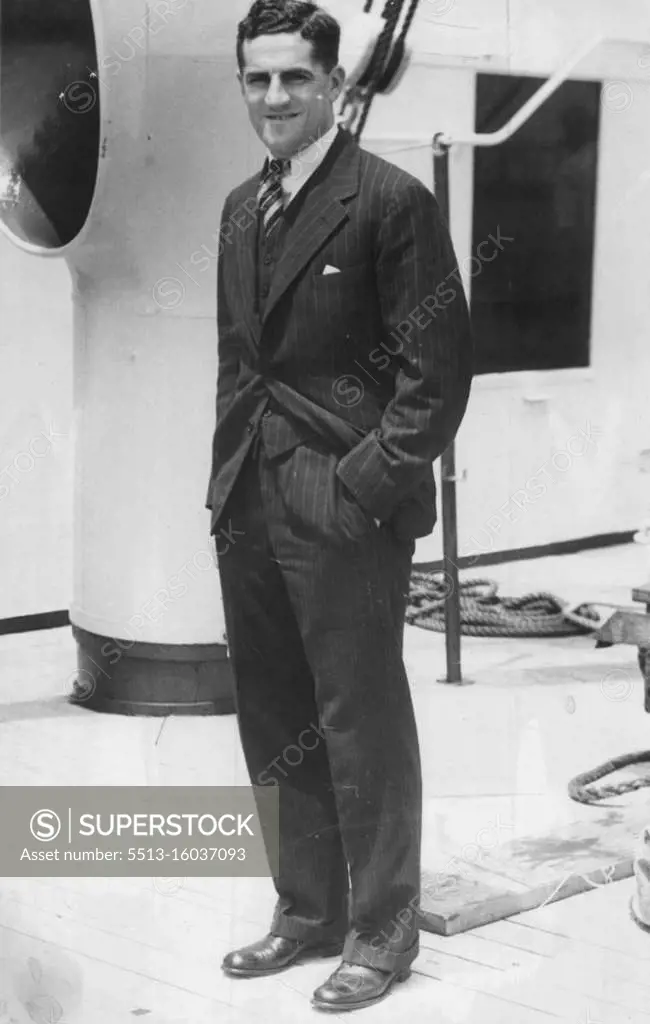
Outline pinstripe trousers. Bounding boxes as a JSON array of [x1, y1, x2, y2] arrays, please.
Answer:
[[216, 432, 423, 971]]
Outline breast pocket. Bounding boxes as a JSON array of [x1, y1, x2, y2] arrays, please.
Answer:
[[311, 264, 372, 320], [313, 263, 368, 288]]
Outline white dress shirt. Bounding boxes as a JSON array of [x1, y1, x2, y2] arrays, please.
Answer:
[[266, 120, 340, 208]]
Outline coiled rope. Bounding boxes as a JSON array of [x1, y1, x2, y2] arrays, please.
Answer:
[[406, 572, 601, 637], [568, 752, 650, 804]]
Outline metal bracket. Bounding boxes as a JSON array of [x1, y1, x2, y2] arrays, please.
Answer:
[[432, 132, 450, 157]]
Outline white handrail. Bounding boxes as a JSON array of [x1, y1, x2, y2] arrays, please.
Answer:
[[436, 34, 647, 148], [364, 34, 648, 154]]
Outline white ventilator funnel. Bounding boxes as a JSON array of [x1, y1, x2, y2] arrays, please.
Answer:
[[0, 0, 266, 714]]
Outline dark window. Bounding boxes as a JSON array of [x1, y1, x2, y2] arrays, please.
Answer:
[[470, 74, 600, 374]]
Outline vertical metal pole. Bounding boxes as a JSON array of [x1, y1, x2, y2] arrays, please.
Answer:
[[433, 133, 466, 684]]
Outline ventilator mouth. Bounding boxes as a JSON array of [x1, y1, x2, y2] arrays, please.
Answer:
[[630, 892, 650, 932], [0, 0, 100, 249]]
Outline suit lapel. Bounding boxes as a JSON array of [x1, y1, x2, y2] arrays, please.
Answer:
[[263, 130, 360, 325], [234, 175, 262, 355]]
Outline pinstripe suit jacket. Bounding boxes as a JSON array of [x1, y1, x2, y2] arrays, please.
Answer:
[[205, 127, 472, 541]]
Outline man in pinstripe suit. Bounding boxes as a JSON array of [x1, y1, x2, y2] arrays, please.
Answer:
[[205, 0, 472, 1011]]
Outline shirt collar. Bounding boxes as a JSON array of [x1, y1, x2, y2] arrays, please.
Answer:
[[265, 121, 340, 205]]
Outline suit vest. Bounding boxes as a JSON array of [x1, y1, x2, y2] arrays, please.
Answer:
[[253, 145, 338, 458]]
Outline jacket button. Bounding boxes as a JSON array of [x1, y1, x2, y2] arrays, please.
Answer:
[[263, 409, 272, 418], [246, 421, 255, 432]]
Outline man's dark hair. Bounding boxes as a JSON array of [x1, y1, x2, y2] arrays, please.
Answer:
[[237, 1, 341, 74]]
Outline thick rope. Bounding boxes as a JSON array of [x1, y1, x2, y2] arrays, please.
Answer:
[[568, 751, 650, 804], [354, 0, 408, 140], [376, 0, 421, 93], [356, 0, 404, 90], [568, 653, 650, 803], [406, 572, 600, 637]]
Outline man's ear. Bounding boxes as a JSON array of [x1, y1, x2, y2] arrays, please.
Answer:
[[329, 64, 346, 102], [236, 70, 245, 97]]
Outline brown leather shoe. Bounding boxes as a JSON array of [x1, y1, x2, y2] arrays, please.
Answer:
[[311, 961, 412, 1011], [221, 933, 344, 977]]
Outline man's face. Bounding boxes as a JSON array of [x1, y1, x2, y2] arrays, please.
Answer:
[[238, 33, 345, 158]]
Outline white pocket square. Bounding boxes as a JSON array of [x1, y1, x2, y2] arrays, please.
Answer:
[[322, 264, 341, 275]]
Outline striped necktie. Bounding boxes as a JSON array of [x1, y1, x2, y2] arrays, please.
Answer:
[[257, 157, 290, 239]]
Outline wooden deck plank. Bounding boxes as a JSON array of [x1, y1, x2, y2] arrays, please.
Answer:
[[532, 952, 650, 1015], [517, 879, 650, 961], [0, 877, 269, 958], [420, 927, 550, 972], [0, 876, 272, 946], [16, 873, 274, 923], [0, 906, 327, 1024], [419, 935, 650, 1020], [417, 953, 650, 1024], [0, 920, 244, 1024], [420, 807, 650, 935], [419, 884, 650, 1019], [334, 965, 565, 1023], [472, 917, 570, 957], [411, 961, 568, 1022], [0, 891, 245, 1001], [479, 918, 650, 994]]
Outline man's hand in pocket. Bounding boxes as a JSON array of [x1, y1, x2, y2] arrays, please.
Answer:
[[337, 479, 376, 541]]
